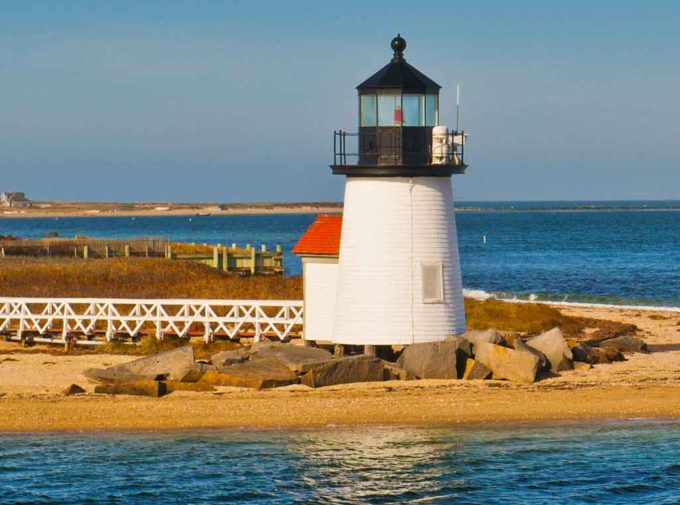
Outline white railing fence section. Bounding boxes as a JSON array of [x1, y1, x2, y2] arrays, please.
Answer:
[[0, 297, 304, 346]]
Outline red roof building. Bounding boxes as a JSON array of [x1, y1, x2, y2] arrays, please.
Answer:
[[292, 215, 342, 256]]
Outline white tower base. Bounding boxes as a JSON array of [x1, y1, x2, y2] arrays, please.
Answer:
[[333, 176, 466, 346]]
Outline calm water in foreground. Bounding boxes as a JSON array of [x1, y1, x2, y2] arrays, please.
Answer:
[[1, 420, 679, 504], [1, 201, 678, 307]]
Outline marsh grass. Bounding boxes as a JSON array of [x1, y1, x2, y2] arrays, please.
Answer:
[[0, 257, 634, 355], [0, 257, 302, 299]]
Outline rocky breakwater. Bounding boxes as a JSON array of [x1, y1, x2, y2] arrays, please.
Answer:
[[81, 328, 649, 396]]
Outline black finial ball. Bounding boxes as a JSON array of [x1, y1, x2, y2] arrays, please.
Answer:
[[391, 34, 406, 55]]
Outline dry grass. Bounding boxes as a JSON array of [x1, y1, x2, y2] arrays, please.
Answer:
[[465, 298, 636, 340], [0, 257, 635, 353], [0, 257, 301, 299]]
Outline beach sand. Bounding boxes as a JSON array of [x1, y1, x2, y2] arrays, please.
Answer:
[[0, 305, 678, 432]]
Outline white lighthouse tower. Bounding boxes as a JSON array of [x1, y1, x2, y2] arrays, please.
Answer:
[[331, 35, 468, 346]]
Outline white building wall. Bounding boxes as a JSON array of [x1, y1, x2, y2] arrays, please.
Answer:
[[333, 176, 466, 345], [302, 257, 338, 342]]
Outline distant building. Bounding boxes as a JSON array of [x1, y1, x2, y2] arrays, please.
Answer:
[[0, 192, 31, 208]]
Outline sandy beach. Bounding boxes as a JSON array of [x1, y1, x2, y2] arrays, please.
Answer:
[[0, 304, 677, 432]]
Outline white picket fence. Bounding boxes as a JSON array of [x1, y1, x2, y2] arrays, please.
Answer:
[[0, 297, 304, 346]]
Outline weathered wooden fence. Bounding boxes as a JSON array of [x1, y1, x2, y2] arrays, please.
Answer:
[[0, 238, 284, 275], [0, 297, 303, 346]]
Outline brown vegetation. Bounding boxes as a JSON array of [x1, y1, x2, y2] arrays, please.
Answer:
[[465, 298, 636, 340], [0, 257, 301, 299], [0, 257, 635, 351]]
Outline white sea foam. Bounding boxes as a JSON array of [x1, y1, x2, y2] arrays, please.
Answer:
[[462, 289, 494, 301], [462, 288, 680, 312]]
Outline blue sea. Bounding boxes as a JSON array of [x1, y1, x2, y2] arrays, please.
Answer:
[[1, 205, 678, 503], [1, 421, 679, 504], [1, 200, 678, 308]]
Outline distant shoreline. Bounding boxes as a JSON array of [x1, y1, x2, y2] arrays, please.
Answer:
[[1, 200, 679, 219]]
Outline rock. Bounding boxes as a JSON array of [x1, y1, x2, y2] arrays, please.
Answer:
[[94, 380, 168, 397], [396, 340, 470, 379], [249, 344, 333, 374], [460, 329, 505, 351], [84, 345, 196, 383], [525, 328, 573, 372], [199, 358, 299, 390], [211, 349, 250, 368], [570, 342, 594, 363], [177, 363, 216, 383], [597, 336, 648, 354], [62, 383, 86, 396], [462, 358, 492, 380], [590, 347, 625, 364], [162, 381, 216, 393], [513, 337, 550, 371], [474, 343, 540, 384], [383, 362, 416, 381], [300, 355, 385, 388]]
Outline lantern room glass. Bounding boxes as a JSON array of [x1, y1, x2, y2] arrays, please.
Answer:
[[360, 95, 377, 126], [402, 94, 424, 126], [360, 93, 439, 127], [425, 94, 438, 126]]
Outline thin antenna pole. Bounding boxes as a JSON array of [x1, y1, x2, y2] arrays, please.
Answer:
[[456, 84, 461, 132]]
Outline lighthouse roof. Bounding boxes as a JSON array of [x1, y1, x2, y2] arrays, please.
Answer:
[[357, 35, 441, 93], [292, 215, 342, 256]]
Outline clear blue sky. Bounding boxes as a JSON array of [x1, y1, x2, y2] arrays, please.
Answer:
[[1, 1, 678, 202]]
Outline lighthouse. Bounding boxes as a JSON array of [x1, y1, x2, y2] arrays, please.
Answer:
[[331, 35, 468, 346]]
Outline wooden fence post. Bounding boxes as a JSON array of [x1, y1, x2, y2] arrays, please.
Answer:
[[250, 246, 256, 275], [124, 245, 130, 258], [83, 245, 89, 259], [105, 245, 110, 259], [223, 248, 229, 272], [213, 247, 219, 268]]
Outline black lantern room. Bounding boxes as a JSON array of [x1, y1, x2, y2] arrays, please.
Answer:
[[332, 35, 466, 177]]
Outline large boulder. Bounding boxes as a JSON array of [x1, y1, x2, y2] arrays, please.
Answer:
[[474, 343, 540, 384], [525, 328, 573, 372], [300, 355, 385, 388], [383, 362, 416, 381], [514, 337, 550, 372], [570, 341, 594, 363], [569, 341, 625, 364], [94, 379, 168, 397], [462, 358, 491, 380], [460, 329, 505, 351], [249, 344, 333, 374], [597, 336, 648, 353], [176, 362, 215, 383], [199, 358, 298, 390], [396, 339, 471, 379], [211, 349, 250, 368], [84, 345, 196, 383]]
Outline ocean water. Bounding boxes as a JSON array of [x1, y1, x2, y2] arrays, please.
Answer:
[[0, 421, 679, 504], [0, 201, 678, 307]]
